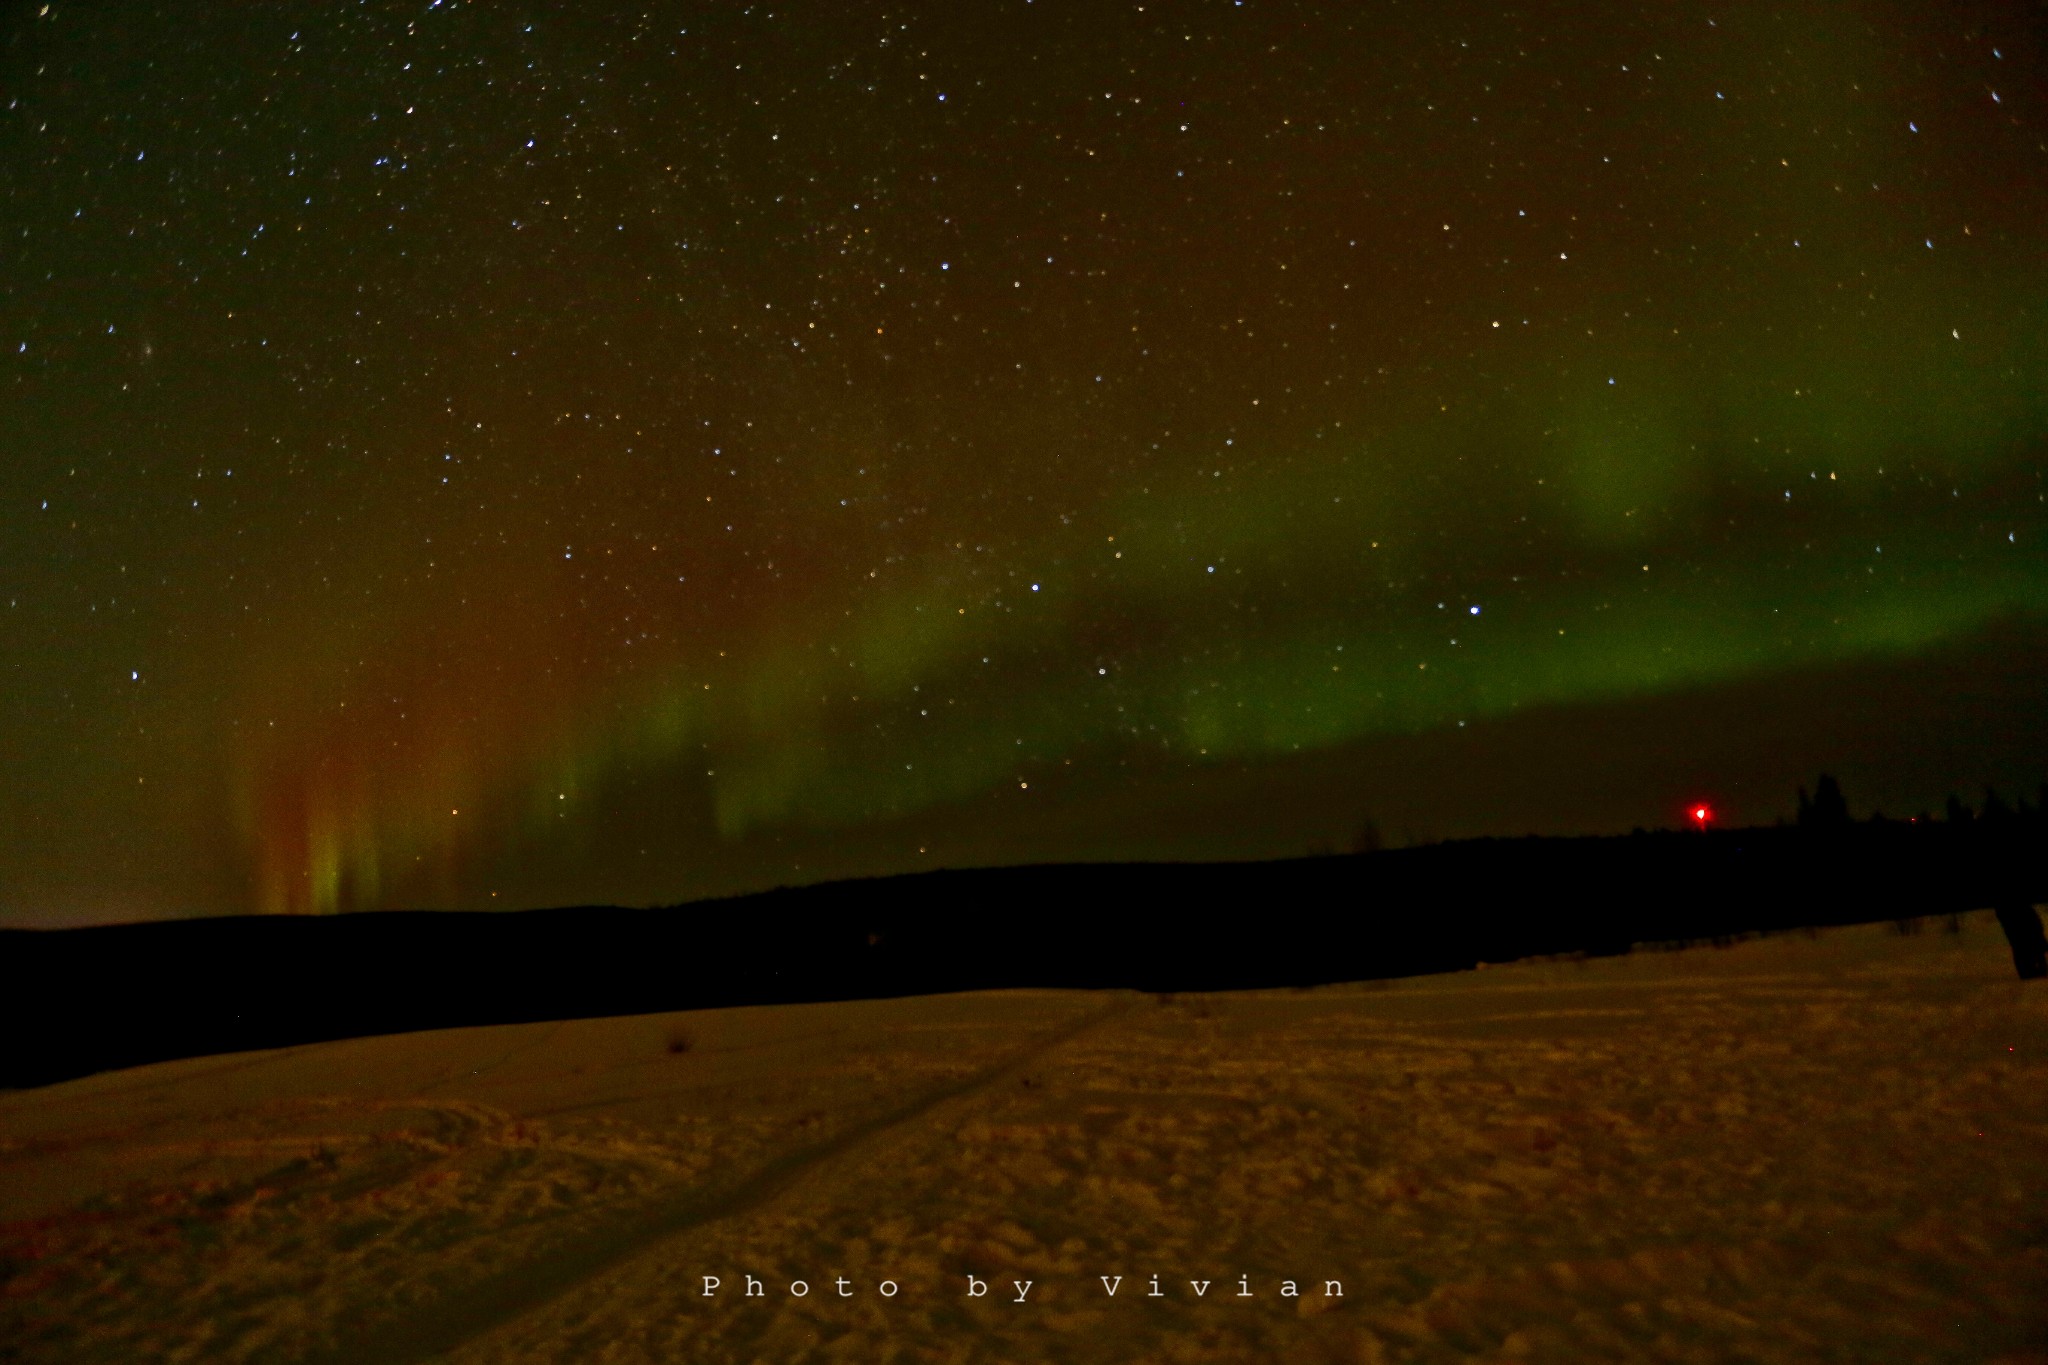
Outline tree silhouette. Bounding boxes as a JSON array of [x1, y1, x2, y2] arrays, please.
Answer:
[[1994, 902, 2048, 980], [1798, 773, 1850, 830]]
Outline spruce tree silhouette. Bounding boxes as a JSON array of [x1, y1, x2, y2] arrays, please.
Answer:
[[1945, 793, 1973, 824], [1798, 774, 1850, 831]]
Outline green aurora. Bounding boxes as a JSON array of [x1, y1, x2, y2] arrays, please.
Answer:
[[2, 0, 2043, 919]]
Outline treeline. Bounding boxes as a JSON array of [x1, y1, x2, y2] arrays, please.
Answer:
[[1793, 772, 2048, 830], [1, 778, 2041, 1089]]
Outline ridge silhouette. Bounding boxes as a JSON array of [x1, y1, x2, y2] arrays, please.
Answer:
[[3, 780, 2042, 1089]]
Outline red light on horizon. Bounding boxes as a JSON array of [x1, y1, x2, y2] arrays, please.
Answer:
[[1691, 804, 1712, 829]]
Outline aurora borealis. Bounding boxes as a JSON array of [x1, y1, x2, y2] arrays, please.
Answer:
[[3, 1, 2045, 922]]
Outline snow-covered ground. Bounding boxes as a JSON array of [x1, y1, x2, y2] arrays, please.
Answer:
[[2, 912, 2043, 1364]]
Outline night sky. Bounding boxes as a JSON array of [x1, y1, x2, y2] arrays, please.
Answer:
[[4, 1, 2045, 923]]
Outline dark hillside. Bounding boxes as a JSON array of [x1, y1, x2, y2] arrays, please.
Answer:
[[2, 816, 2041, 1089]]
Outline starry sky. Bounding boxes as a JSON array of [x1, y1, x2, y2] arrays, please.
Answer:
[[4, 0, 2046, 924]]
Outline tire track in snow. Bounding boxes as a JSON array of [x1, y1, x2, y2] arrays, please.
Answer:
[[295, 992, 1138, 1365]]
